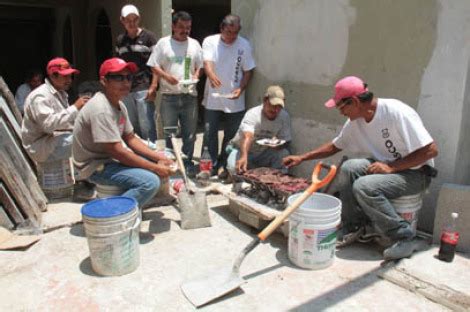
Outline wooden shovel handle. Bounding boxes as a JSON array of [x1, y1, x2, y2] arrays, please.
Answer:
[[257, 162, 337, 241], [170, 136, 189, 185]]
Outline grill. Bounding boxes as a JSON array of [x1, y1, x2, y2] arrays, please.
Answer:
[[232, 167, 310, 210]]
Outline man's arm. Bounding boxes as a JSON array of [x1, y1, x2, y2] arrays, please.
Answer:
[[151, 65, 178, 85], [368, 142, 438, 174], [203, 60, 221, 88], [283, 142, 341, 168], [231, 69, 253, 99], [236, 131, 254, 172], [146, 69, 159, 101]]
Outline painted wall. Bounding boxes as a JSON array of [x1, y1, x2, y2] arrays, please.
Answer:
[[233, 0, 470, 232]]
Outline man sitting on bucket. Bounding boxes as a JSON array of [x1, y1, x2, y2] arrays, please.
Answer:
[[72, 58, 174, 209], [283, 76, 438, 260]]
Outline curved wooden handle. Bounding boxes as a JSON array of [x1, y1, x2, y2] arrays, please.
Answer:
[[257, 162, 337, 241]]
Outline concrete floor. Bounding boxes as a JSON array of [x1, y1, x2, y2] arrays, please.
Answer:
[[1, 191, 468, 311]]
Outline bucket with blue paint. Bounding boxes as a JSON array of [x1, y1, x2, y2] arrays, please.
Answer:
[[81, 196, 140, 276], [288, 193, 342, 270]]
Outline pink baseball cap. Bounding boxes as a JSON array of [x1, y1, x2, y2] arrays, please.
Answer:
[[99, 57, 138, 78], [47, 57, 80, 76], [324, 76, 368, 108]]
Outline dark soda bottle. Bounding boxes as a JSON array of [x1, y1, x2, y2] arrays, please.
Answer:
[[438, 212, 459, 262]]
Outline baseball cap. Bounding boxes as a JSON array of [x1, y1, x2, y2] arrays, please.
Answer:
[[324, 76, 368, 108], [46, 57, 80, 76], [264, 85, 285, 107], [99, 57, 138, 78], [121, 4, 139, 18]]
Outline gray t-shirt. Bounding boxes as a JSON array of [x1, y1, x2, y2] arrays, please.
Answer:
[[72, 92, 134, 179], [231, 104, 292, 155]]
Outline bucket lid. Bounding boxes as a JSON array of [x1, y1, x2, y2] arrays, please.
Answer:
[[81, 196, 137, 218]]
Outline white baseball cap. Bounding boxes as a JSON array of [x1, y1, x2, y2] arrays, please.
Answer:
[[121, 4, 140, 18]]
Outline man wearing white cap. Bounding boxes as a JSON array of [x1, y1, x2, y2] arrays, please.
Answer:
[[283, 76, 438, 260], [115, 4, 158, 142], [227, 85, 291, 174]]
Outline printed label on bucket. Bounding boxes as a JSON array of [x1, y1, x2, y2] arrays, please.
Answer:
[[289, 221, 337, 269]]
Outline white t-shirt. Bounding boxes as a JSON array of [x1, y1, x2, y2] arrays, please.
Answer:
[[232, 104, 291, 155], [333, 98, 434, 168], [15, 83, 31, 113], [147, 36, 203, 96], [202, 34, 256, 113]]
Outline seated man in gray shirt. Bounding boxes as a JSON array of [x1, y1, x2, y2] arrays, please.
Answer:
[[72, 57, 174, 208], [227, 85, 292, 175]]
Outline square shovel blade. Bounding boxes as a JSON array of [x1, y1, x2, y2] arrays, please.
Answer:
[[178, 190, 211, 230]]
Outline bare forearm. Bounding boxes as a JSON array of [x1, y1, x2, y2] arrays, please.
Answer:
[[126, 135, 161, 162], [389, 142, 438, 172], [240, 132, 254, 158], [203, 61, 217, 80], [110, 145, 157, 171], [239, 70, 253, 92], [300, 142, 341, 161]]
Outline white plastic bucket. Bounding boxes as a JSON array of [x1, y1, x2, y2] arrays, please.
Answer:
[[96, 184, 123, 199], [288, 193, 342, 270], [81, 196, 140, 276], [390, 193, 423, 234], [37, 158, 74, 200]]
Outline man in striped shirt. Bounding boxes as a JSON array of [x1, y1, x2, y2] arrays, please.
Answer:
[[115, 4, 158, 142]]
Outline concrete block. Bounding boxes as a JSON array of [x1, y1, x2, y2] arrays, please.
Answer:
[[433, 183, 470, 253], [228, 199, 240, 218], [238, 210, 268, 230]]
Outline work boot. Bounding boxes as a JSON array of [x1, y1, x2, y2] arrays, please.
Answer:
[[73, 181, 96, 202], [383, 237, 426, 260]]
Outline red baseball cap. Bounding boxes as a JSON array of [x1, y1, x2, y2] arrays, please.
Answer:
[[99, 57, 138, 78], [47, 57, 80, 76], [324, 76, 368, 108]]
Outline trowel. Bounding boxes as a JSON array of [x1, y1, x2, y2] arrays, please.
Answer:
[[170, 135, 211, 230]]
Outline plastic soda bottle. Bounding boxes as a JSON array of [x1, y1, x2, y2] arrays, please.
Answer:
[[199, 146, 213, 175], [438, 212, 459, 262]]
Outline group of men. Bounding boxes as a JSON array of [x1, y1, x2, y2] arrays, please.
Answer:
[[19, 4, 438, 260]]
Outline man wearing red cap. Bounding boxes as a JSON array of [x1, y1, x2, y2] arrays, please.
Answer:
[[21, 57, 89, 163], [72, 58, 174, 208], [283, 76, 438, 260]]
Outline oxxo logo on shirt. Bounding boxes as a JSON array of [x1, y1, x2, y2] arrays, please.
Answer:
[[381, 128, 402, 159]]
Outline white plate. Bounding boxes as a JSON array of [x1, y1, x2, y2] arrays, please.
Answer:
[[179, 79, 199, 85], [211, 92, 234, 99], [256, 138, 286, 147]]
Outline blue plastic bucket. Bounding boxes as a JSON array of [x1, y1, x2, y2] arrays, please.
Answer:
[[81, 196, 140, 276]]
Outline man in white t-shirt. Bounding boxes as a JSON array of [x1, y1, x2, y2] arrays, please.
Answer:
[[15, 69, 43, 115], [147, 11, 202, 176], [283, 76, 438, 260], [202, 14, 256, 178], [227, 85, 291, 174]]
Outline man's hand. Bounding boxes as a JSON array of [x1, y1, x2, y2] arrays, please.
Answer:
[[236, 156, 248, 173], [145, 87, 157, 102], [158, 158, 175, 167], [74, 96, 90, 110], [367, 161, 395, 174], [165, 74, 179, 85], [153, 163, 174, 178], [208, 74, 222, 88], [231, 88, 242, 99], [283, 155, 303, 168]]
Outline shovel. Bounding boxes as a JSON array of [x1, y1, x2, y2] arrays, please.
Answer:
[[181, 162, 337, 307], [170, 135, 211, 230]]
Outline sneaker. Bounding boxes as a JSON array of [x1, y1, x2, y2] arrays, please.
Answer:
[[186, 164, 197, 179], [383, 237, 425, 260]]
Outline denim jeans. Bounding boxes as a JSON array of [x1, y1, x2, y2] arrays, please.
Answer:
[[89, 162, 161, 208], [161, 94, 198, 162], [328, 158, 430, 239], [203, 109, 245, 170], [123, 89, 157, 142], [226, 145, 290, 174]]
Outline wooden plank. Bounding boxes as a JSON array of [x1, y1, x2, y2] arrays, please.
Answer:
[[0, 205, 14, 229], [0, 118, 47, 211], [0, 182, 25, 225], [0, 97, 21, 138], [0, 77, 21, 124]]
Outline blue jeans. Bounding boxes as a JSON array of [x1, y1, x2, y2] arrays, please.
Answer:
[[123, 89, 157, 142], [329, 158, 430, 239], [161, 94, 198, 163], [89, 162, 161, 208], [203, 109, 245, 170], [226, 146, 290, 174]]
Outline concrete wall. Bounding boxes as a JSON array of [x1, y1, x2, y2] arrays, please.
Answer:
[[233, 0, 470, 233]]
